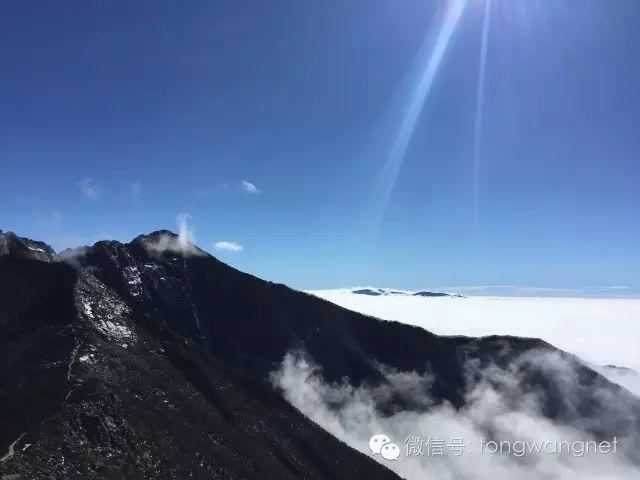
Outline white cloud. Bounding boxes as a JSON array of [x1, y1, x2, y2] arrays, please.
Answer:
[[57, 245, 90, 265], [271, 350, 640, 480], [594, 366, 640, 398], [240, 179, 261, 194], [214, 241, 243, 252], [77, 177, 103, 201]]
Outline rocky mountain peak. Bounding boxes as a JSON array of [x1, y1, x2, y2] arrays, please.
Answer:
[[0, 230, 56, 263], [130, 230, 210, 258], [132, 229, 179, 242]]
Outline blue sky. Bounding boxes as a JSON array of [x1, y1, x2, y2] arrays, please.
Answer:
[[1, 0, 639, 291]]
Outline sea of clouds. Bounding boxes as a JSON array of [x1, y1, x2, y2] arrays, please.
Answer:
[[269, 288, 640, 479], [308, 289, 640, 374]]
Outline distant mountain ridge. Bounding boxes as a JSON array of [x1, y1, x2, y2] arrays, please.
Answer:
[[348, 287, 464, 298]]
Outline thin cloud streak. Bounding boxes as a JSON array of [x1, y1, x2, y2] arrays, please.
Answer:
[[472, 0, 492, 229], [129, 181, 143, 198], [77, 177, 103, 201]]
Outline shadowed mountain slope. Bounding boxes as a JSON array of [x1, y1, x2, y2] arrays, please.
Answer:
[[0, 233, 399, 479]]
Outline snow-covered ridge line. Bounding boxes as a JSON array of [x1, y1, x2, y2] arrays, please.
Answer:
[[309, 286, 464, 298], [0, 433, 26, 463]]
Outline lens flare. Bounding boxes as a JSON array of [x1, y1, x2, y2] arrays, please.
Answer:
[[374, 0, 468, 229]]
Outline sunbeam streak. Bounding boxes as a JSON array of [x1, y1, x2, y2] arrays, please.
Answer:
[[375, 0, 468, 228], [473, 0, 492, 229]]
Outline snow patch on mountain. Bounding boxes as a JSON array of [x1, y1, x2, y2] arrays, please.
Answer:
[[325, 286, 464, 298], [76, 271, 136, 345]]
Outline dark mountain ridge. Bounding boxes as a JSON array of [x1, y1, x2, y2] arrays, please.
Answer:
[[1, 230, 639, 478], [0, 231, 400, 479]]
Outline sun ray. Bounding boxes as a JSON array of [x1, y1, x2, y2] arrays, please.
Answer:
[[373, 0, 469, 230], [473, 0, 492, 229]]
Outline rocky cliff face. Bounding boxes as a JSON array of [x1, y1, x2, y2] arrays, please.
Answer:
[[0, 230, 56, 263], [1, 230, 639, 479]]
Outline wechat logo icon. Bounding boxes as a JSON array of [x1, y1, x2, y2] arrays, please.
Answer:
[[369, 433, 400, 461]]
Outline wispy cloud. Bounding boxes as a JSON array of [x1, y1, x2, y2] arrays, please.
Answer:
[[128, 180, 143, 199], [214, 240, 243, 252], [35, 209, 63, 227], [140, 213, 204, 256], [591, 286, 631, 291], [52, 229, 131, 254], [196, 186, 215, 199], [196, 183, 228, 199], [240, 179, 261, 194], [176, 212, 195, 248], [77, 177, 103, 201]]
